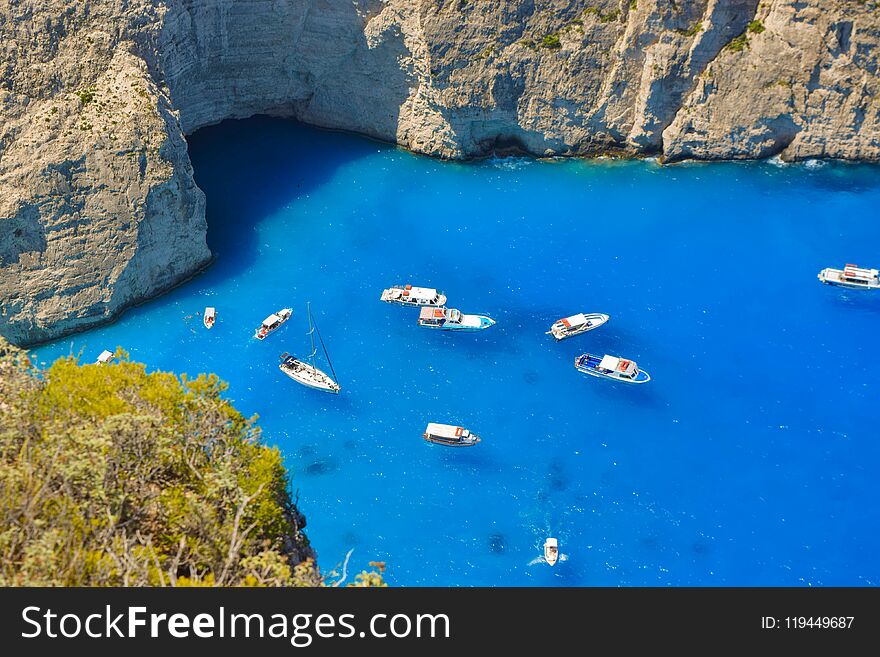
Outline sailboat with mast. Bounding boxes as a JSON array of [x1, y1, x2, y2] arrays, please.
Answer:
[[279, 303, 341, 394]]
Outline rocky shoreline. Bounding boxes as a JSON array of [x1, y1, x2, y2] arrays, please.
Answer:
[[2, 0, 879, 345]]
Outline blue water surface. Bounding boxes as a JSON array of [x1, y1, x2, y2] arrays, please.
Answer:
[[33, 117, 880, 586]]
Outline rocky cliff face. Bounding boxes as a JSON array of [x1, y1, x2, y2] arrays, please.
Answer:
[[2, 0, 879, 345]]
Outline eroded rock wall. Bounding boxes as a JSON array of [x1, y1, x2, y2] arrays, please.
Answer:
[[1, 0, 878, 344]]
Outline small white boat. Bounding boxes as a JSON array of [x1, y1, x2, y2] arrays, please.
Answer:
[[278, 303, 340, 394], [203, 307, 216, 329], [575, 353, 650, 384], [423, 423, 481, 447], [544, 538, 558, 566], [546, 312, 609, 341], [380, 285, 446, 307], [818, 264, 880, 290], [254, 308, 292, 340], [96, 350, 114, 365], [418, 306, 496, 331]]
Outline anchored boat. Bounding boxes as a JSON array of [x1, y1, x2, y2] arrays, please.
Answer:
[[575, 353, 650, 384], [418, 306, 496, 331], [203, 307, 216, 330], [544, 538, 559, 566], [278, 303, 340, 394], [546, 312, 609, 341], [423, 423, 481, 447], [96, 350, 114, 365], [380, 285, 446, 307], [818, 264, 880, 290], [254, 308, 292, 340]]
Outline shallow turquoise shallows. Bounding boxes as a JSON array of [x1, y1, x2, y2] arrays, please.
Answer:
[[33, 117, 880, 586]]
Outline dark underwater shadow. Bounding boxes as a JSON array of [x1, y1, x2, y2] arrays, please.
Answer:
[[187, 116, 384, 283]]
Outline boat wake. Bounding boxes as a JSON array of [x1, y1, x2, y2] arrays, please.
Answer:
[[528, 553, 568, 566]]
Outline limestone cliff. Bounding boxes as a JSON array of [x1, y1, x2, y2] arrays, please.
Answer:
[[1, 0, 879, 345]]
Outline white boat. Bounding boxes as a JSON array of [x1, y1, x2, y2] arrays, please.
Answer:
[[423, 423, 480, 447], [96, 350, 114, 365], [203, 307, 216, 329], [575, 353, 650, 384], [544, 538, 558, 566], [278, 303, 340, 394], [380, 285, 446, 307], [818, 264, 880, 290], [417, 306, 496, 331], [254, 308, 292, 340], [546, 312, 609, 341]]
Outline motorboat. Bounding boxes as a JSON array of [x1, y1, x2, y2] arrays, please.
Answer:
[[380, 285, 446, 307], [203, 307, 216, 329], [96, 350, 114, 365], [254, 308, 292, 340], [417, 306, 495, 331], [818, 264, 880, 290], [423, 423, 481, 447], [575, 353, 650, 384], [546, 312, 609, 340], [544, 538, 558, 566]]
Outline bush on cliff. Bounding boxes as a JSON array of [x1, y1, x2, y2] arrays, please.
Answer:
[[0, 338, 383, 587]]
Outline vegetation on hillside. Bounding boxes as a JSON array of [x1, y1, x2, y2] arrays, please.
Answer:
[[0, 339, 384, 587]]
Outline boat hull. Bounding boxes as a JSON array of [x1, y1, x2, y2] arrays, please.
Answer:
[[418, 315, 496, 331], [280, 360, 340, 394], [423, 435, 480, 447], [576, 365, 651, 384]]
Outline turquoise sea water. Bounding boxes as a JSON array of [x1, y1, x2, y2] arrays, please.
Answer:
[[33, 117, 880, 586]]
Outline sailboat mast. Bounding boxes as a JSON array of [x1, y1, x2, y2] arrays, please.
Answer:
[[307, 302, 317, 367]]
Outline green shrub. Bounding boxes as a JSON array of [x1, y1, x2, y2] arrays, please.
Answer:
[[0, 339, 383, 587], [542, 34, 561, 49], [726, 34, 749, 52], [747, 20, 765, 34]]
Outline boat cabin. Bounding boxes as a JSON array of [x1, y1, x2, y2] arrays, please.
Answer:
[[842, 264, 880, 286], [598, 355, 638, 379], [424, 422, 478, 445], [419, 306, 462, 326], [382, 285, 445, 305]]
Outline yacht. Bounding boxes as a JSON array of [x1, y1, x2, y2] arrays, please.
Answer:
[[418, 306, 495, 331], [423, 423, 481, 447], [544, 538, 559, 566], [575, 353, 650, 384], [818, 264, 880, 290], [546, 312, 609, 341], [254, 308, 292, 340], [278, 303, 340, 394], [203, 307, 216, 330], [380, 285, 446, 307]]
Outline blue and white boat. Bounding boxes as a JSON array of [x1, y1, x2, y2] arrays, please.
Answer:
[[575, 353, 650, 384], [418, 306, 495, 331]]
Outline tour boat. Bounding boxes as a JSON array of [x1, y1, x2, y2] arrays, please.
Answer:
[[546, 312, 609, 341], [380, 285, 446, 307], [574, 353, 650, 384], [203, 307, 216, 329], [278, 303, 340, 394], [96, 350, 114, 365], [417, 306, 496, 331], [544, 538, 559, 566], [423, 423, 481, 447], [254, 308, 292, 340], [817, 264, 880, 290]]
